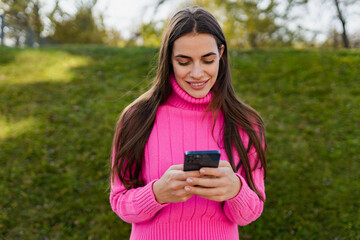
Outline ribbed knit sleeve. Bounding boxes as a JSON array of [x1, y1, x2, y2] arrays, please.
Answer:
[[110, 175, 168, 223], [223, 147, 265, 226], [109, 144, 168, 224]]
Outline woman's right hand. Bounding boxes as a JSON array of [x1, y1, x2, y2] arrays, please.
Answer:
[[152, 164, 200, 204]]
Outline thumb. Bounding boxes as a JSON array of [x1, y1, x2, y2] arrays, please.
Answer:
[[218, 160, 231, 168], [169, 164, 184, 171]]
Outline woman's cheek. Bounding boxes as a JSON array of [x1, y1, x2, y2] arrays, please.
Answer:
[[173, 65, 190, 79]]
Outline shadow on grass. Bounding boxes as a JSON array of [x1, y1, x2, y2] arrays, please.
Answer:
[[0, 80, 135, 239], [0, 46, 160, 239], [0, 47, 18, 65]]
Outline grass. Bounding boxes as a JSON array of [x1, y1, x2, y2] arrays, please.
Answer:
[[0, 45, 359, 239]]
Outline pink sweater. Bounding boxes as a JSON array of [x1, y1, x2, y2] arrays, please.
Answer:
[[110, 75, 265, 240]]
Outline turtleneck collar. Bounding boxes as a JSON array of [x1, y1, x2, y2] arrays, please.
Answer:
[[166, 74, 212, 111]]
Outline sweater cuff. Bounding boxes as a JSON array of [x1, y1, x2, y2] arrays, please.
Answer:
[[226, 173, 257, 210], [134, 179, 169, 215]]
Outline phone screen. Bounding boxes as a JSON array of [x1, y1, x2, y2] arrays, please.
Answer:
[[184, 150, 220, 171]]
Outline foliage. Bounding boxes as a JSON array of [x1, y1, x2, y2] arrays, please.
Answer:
[[286, 0, 360, 48], [136, 21, 165, 47], [223, 0, 283, 48], [104, 28, 126, 47], [171, 0, 294, 48], [0, 0, 44, 46], [48, 0, 106, 44], [0, 0, 108, 46], [0, 46, 359, 239], [138, 0, 360, 49]]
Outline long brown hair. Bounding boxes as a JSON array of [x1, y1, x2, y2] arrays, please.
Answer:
[[111, 6, 267, 201]]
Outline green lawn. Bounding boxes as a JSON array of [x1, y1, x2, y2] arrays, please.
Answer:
[[1, 46, 359, 239]]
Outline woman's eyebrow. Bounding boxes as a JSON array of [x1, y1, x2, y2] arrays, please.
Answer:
[[174, 54, 191, 59], [202, 52, 217, 57], [174, 52, 217, 59]]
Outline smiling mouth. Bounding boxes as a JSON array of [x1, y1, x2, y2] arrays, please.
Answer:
[[187, 80, 209, 86]]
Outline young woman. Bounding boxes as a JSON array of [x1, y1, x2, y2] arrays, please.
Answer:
[[110, 6, 267, 240]]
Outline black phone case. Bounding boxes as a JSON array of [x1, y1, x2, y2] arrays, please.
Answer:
[[184, 151, 220, 171]]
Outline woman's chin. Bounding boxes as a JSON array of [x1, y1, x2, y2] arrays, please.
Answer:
[[187, 90, 210, 98]]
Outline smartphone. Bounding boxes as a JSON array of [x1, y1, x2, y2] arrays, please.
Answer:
[[184, 150, 221, 171]]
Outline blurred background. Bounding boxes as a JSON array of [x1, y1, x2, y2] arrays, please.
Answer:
[[1, 0, 359, 239], [1, 0, 360, 48]]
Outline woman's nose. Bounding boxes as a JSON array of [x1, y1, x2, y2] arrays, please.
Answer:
[[190, 63, 204, 79]]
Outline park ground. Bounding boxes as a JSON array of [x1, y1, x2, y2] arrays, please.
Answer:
[[0, 46, 359, 239]]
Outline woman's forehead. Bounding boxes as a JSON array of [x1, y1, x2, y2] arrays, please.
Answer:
[[172, 33, 218, 56]]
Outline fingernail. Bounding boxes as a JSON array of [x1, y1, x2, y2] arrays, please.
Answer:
[[200, 169, 205, 174], [187, 178, 193, 183], [185, 186, 190, 192]]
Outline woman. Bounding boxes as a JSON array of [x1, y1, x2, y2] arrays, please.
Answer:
[[110, 6, 267, 240]]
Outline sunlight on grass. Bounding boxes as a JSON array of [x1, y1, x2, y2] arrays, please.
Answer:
[[0, 117, 38, 140], [0, 50, 89, 85]]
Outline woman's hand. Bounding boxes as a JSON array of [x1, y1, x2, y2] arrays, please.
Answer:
[[153, 164, 201, 204], [184, 160, 242, 202]]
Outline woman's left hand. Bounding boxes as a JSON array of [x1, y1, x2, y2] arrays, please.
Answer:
[[184, 160, 242, 202]]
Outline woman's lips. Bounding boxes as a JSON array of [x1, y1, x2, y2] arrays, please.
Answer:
[[186, 80, 209, 89]]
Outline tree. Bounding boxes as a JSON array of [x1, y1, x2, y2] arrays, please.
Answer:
[[286, 0, 359, 48], [1, 14, 5, 46], [151, 0, 295, 48], [333, 0, 349, 48], [1, 0, 30, 46], [198, 0, 296, 48], [104, 27, 126, 47], [136, 21, 165, 47], [48, 0, 106, 44], [30, 0, 43, 44], [0, 0, 45, 47]]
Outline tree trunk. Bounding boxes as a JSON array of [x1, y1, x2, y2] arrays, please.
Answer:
[[249, 33, 258, 48], [27, 26, 34, 47], [334, 0, 350, 48], [1, 15, 5, 46]]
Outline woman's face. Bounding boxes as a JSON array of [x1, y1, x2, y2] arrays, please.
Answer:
[[171, 33, 224, 98]]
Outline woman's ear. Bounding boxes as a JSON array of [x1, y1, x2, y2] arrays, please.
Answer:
[[219, 44, 225, 58]]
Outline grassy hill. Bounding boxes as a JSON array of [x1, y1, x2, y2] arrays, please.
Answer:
[[1, 46, 359, 239]]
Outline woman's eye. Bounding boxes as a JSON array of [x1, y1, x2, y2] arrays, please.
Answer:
[[178, 62, 190, 66], [203, 60, 215, 64]]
